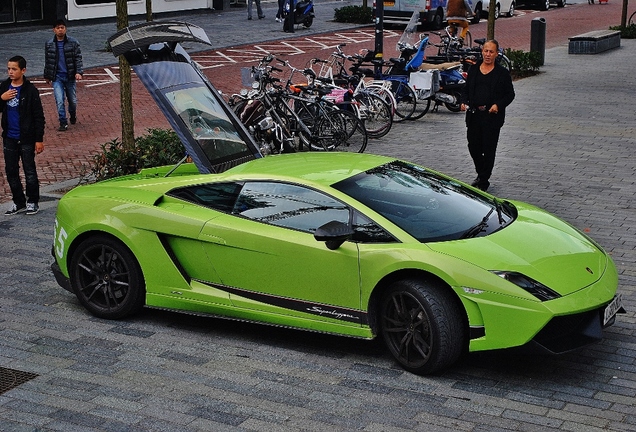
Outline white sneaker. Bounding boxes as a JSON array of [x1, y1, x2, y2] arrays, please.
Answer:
[[4, 203, 26, 215], [276, 17, 282, 22], [25, 202, 39, 215]]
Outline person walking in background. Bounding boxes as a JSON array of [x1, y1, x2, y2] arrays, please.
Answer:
[[1, 56, 45, 216], [446, 0, 473, 41], [460, 40, 515, 192], [247, 0, 265, 20], [276, 0, 285, 22], [44, 19, 83, 132]]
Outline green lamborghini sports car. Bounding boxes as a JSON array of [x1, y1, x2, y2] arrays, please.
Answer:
[[51, 22, 624, 374]]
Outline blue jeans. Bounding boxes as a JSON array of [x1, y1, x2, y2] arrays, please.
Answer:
[[3, 137, 39, 206], [52, 77, 77, 125]]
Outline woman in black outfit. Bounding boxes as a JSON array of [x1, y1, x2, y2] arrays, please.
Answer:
[[460, 40, 515, 192]]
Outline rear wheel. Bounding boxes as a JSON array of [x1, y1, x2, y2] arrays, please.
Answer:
[[303, 16, 313, 27], [354, 92, 393, 138], [391, 79, 417, 122], [443, 91, 462, 112], [431, 11, 444, 30], [380, 279, 465, 375], [312, 110, 367, 153], [410, 98, 431, 120], [507, 1, 515, 16], [70, 235, 145, 319]]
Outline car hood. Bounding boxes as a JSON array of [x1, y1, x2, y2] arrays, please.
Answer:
[[427, 202, 607, 296]]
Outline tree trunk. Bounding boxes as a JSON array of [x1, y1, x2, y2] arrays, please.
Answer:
[[115, 0, 135, 152], [487, 0, 496, 39], [147, 0, 153, 22]]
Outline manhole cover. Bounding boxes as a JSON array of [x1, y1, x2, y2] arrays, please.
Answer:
[[0, 367, 38, 395]]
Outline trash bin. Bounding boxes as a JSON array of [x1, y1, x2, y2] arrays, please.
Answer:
[[530, 17, 546, 66]]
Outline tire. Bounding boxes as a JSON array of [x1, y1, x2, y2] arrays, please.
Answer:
[[443, 91, 462, 112], [303, 16, 313, 27], [69, 234, 145, 319], [354, 92, 393, 139], [471, 5, 482, 24], [313, 110, 367, 153], [410, 98, 431, 120], [507, 1, 515, 16], [431, 11, 443, 30], [380, 279, 465, 375], [390, 79, 416, 122], [493, 3, 501, 19], [538, 0, 549, 10]]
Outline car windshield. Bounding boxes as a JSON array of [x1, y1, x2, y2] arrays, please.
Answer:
[[333, 161, 513, 242], [163, 84, 251, 163]]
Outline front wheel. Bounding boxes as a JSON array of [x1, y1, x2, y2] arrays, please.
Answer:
[[69, 234, 145, 319], [380, 279, 465, 375]]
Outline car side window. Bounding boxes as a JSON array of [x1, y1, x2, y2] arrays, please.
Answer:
[[233, 182, 349, 233], [167, 182, 243, 213]]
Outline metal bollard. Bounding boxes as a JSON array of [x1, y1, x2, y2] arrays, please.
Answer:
[[530, 17, 546, 66]]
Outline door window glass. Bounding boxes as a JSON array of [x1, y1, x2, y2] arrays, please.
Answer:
[[234, 182, 349, 233]]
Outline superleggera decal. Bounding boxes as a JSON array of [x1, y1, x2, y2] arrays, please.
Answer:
[[194, 279, 367, 324]]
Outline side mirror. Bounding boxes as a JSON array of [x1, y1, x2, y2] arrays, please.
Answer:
[[314, 221, 354, 250]]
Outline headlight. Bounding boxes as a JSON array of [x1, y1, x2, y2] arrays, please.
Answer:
[[492, 271, 561, 301]]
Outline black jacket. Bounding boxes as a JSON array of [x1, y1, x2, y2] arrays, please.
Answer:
[[0, 78, 46, 143], [461, 61, 515, 129], [43, 35, 84, 81]]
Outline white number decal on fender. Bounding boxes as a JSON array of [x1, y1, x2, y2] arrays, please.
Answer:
[[54, 218, 68, 259]]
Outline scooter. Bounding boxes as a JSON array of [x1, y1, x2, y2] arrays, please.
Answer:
[[282, 0, 315, 32], [420, 63, 465, 112], [390, 12, 466, 113]]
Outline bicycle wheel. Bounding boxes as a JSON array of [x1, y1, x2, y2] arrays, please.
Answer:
[[354, 92, 393, 139], [313, 110, 367, 153], [497, 53, 512, 71], [390, 79, 417, 121], [410, 97, 432, 120]]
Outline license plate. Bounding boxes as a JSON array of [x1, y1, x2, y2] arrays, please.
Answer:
[[603, 293, 623, 326]]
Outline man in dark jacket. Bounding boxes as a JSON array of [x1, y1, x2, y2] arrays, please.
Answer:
[[1, 56, 45, 215], [44, 19, 83, 131], [460, 40, 515, 192]]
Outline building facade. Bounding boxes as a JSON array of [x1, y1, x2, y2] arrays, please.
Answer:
[[0, 0, 212, 25]]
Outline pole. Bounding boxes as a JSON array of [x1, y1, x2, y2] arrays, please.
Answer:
[[374, 0, 384, 78]]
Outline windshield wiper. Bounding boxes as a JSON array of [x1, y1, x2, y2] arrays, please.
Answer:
[[493, 198, 505, 225], [461, 208, 494, 239]]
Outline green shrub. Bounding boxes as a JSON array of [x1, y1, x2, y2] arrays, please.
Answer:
[[609, 24, 636, 39], [334, 5, 373, 24], [505, 48, 542, 79], [92, 128, 185, 181]]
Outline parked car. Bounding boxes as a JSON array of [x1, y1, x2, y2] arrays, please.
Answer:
[[51, 21, 624, 375], [482, 0, 516, 18], [516, 0, 566, 11]]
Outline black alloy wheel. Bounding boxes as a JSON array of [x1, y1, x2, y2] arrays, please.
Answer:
[[380, 279, 465, 374], [70, 234, 145, 319]]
